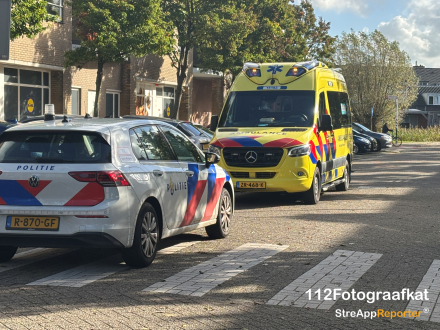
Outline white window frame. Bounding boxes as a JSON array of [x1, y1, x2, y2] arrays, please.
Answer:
[[1, 66, 51, 121], [46, 0, 63, 20], [156, 85, 175, 118]]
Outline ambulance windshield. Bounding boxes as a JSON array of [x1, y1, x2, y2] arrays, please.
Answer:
[[218, 91, 315, 128]]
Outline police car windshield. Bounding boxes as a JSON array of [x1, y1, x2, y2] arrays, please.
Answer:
[[218, 91, 315, 128], [0, 131, 111, 163]]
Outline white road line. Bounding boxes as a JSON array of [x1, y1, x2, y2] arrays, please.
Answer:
[[143, 243, 288, 297], [267, 250, 382, 309], [0, 248, 75, 273], [26, 241, 201, 288], [405, 259, 440, 322]]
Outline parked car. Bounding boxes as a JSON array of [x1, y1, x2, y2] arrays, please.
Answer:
[[192, 123, 214, 140], [353, 135, 371, 154], [0, 117, 234, 267], [352, 123, 392, 151], [123, 116, 211, 150], [353, 129, 378, 151], [0, 121, 17, 135]]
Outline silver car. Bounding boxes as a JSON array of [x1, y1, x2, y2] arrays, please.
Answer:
[[0, 118, 234, 267]]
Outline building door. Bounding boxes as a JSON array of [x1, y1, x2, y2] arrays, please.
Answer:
[[71, 88, 80, 115], [88, 91, 96, 117]]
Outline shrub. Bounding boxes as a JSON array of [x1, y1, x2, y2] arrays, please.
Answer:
[[398, 127, 440, 142]]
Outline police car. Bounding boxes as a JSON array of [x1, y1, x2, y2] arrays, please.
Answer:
[[0, 116, 234, 267]]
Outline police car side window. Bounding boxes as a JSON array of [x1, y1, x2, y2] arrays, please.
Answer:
[[130, 126, 174, 161], [160, 126, 203, 163]]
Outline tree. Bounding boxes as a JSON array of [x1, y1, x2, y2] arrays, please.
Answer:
[[10, 0, 57, 40], [335, 30, 419, 130], [64, 0, 173, 117], [196, 0, 336, 88]]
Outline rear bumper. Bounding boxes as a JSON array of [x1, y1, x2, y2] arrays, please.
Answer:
[[0, 232, 125, 248]]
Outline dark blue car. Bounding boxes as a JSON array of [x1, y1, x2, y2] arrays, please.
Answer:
[[353, 135, 371, 154]]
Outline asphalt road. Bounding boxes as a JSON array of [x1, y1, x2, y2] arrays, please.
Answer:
[[1, 143, 440, 330]]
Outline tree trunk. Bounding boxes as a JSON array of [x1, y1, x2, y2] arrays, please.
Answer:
[[94, 57, 105, 117], [170, 47, 190, 119]]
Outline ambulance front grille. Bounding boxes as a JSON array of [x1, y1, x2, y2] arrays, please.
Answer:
[[230, 172, 249, 178], [223, 147, 283, 167]]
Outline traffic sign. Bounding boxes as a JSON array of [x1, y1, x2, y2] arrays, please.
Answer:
[[0, 0, 11, 60], [387, 95, 398, 100]]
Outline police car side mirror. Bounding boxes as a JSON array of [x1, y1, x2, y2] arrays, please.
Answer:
[[210, 115, 219, 131], [205, 152, 220, 167], [319, 114, 333, 132]]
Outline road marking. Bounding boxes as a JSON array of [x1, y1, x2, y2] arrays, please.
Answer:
[[267, 250, 382, 309], [405, 259, 440, 322], [26, 241, 201, 288], [143, 243, 288, 297], [0, 248, 75, 273]]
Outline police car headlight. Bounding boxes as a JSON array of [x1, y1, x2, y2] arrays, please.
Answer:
[[208, 145, 221, 157], [287, 144, 311, 157]]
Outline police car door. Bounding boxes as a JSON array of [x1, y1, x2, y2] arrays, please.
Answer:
[[159, 125, 209, 228], [130, 125, 188, 230]]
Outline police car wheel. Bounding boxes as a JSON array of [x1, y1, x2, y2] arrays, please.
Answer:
[[375, 139, 382, 151], [336, 164, 350, 191], [206, 188, 232, 239], [0, 246, 18, 262], [302, 167, 321, 205], [121, 203, 159, 268]]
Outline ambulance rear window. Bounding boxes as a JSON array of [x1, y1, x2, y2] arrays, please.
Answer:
[[0, 131, 111, 163], [219, 90, 315, 128]]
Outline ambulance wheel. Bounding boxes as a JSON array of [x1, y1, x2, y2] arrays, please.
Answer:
[[302, 167, 321, 205], [121, 203, 159, 268], [206, 188, 232, 239], [0, 246, 17, 262], [336, 164, 350, 191]]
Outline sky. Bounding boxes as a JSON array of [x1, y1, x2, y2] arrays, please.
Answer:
[[310, 0, 440, 68]]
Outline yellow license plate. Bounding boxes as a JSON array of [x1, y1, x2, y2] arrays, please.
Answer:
[[202, 144, 210, 150], [6, 216, 60, 231], [237, 182, 266, 189]]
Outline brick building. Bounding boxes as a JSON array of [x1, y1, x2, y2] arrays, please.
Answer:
[[0, 2, 224, 123]]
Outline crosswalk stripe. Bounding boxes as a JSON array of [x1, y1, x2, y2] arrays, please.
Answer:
[[26, 241, 201, 288], [142, 243, 288, 297], [267, 250, 382, 309], [0, 248, 75, 274], [405, 259, 440, 322]]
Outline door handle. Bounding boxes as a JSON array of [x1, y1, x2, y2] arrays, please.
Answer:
[[153, 170, 164, 177], [185, 170, 194, 177]]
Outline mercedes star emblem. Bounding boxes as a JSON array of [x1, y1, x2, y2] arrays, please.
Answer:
[[28, 175, 40, 188], [245, 151, 258, 163]]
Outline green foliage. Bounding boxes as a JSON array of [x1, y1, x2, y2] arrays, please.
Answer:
[[197, 0, 336, 79], [64, 0, 172, 68], [64, 0, 174, 116], [399, 127, 440, 142], [10, 0, 57, 40], [335, 30, 419, 130]]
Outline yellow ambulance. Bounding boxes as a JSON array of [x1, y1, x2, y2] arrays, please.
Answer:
[[208, 60, 353, 204]]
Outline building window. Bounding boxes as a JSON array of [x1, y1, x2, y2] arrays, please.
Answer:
[[3, 67, 50, 121], [46, 0, 63, 20], [156, 86, 175, 118], [429, 96, 434, 105], [105, 92, 119, 118], [420, 81, 429, 86], [71, 88, 80, 115]]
